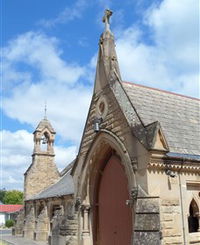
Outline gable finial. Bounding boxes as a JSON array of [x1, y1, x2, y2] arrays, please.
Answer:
[[44, 101, 47, 119], [102, 9, 113, 32]]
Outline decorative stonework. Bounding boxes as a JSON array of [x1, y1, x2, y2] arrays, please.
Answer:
[[148, 157, 200, 173], [96, 96, 108, 119]]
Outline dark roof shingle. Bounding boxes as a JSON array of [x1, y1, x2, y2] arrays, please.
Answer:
[[122, 82, 200, 156]]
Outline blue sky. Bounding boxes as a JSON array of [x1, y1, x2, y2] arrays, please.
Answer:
[[1, 0, 199, 190]]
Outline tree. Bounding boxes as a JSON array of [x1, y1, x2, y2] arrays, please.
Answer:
[[5, 219, 14, 228], [3, 190, 23, 204], [0, 188, 6, 203]]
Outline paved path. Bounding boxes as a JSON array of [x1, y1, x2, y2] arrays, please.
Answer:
[[1, 235, 48, 245]]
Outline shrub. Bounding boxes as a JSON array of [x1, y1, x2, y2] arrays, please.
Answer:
[[5, 219, 14, 228]]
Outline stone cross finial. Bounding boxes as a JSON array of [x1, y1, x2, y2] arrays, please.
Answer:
[[102, 9, 113, 31]]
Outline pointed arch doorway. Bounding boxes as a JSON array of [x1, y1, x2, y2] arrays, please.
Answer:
[[94, 154, 132, 245]]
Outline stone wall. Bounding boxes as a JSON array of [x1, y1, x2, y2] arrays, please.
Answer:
[[35, 205, 49, 241], [79, 87, 131, 156], [24, 154, 59, 200], [73, 84, 149, 194], [148, 157, 200, 245], [13, 209, 25, 235], [133, 187, 161, 245], [24, 204, 35, 239], [58, 213, 78, 245], [22, 196, 75, 244], [160, 199, 183, 245]]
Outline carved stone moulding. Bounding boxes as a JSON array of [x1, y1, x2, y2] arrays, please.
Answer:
[[148, 160, 200, 173]]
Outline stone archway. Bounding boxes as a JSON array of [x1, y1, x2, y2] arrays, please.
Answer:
[[78, 130, 136, 245]]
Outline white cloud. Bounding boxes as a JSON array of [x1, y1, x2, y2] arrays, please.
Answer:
[[1, 130, 77, 190], [146, 0, 198, 70], [1, 130, 32, 190], [2, 130, 33, 154], [39, 0, 89, 28], [55, 145, 77, 171], [1, 31, 91, 190], [116, 0, 199, 97], [2, 32, 92, 143], [3, 32, 85, 86]]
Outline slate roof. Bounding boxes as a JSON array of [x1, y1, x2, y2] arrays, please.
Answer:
[[34, 118, 55, 133], [30, 169, 74, 200], [122, 82, 200, 156]]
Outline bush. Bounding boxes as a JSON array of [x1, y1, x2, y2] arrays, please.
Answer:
[[5, 219, 14, 228]]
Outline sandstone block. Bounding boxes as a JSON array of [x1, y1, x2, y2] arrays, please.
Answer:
[[135, 213, 160, 231], [162, 214, 173, 221], [161, 199, 179, 206], [133, 231, 161, 245], [136, 198, 159, 213]]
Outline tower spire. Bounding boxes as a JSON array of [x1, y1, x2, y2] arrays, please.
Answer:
[[94, 9, 122, 94]]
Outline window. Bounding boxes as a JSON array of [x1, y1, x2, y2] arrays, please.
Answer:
[[188, 199, 199, 233], [40, 132, 49, 151]]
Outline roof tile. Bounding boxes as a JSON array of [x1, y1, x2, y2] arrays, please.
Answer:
[[122, 82, 200, 156]]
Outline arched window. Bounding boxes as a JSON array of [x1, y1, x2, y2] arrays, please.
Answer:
[[188, 199, 199, 233], [40, 132, 49, 151]]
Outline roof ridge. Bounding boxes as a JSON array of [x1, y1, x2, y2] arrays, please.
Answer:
[[122, 81, 200, 101]]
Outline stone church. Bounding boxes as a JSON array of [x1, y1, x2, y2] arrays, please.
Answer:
[[14, 10, 200, 245]]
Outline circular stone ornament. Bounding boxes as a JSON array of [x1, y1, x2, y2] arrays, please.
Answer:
[[96, 96, 108, 119]]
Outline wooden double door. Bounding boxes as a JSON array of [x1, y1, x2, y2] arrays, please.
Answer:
[[96, 155, 132, 245]]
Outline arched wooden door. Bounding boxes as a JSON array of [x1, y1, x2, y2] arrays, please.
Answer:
[[97, 155, 132, 245]]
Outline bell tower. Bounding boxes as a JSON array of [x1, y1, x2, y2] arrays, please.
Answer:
[[24, 117, 60, 200], [33, 117, 55, 155]]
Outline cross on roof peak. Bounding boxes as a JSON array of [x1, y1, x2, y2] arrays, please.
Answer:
[[102, 9, 113, 32]]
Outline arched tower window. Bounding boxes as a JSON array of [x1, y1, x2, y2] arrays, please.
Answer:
[[188, 199, 199, 233], [40, 132, 49, 151]]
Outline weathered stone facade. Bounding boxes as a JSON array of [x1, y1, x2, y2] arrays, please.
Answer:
[[17, 117, 75, 243], [13, 209, 25, 235], [15, 9, 200, 245], [24, 118, 59, 200], [24, 154, 60, 200]]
